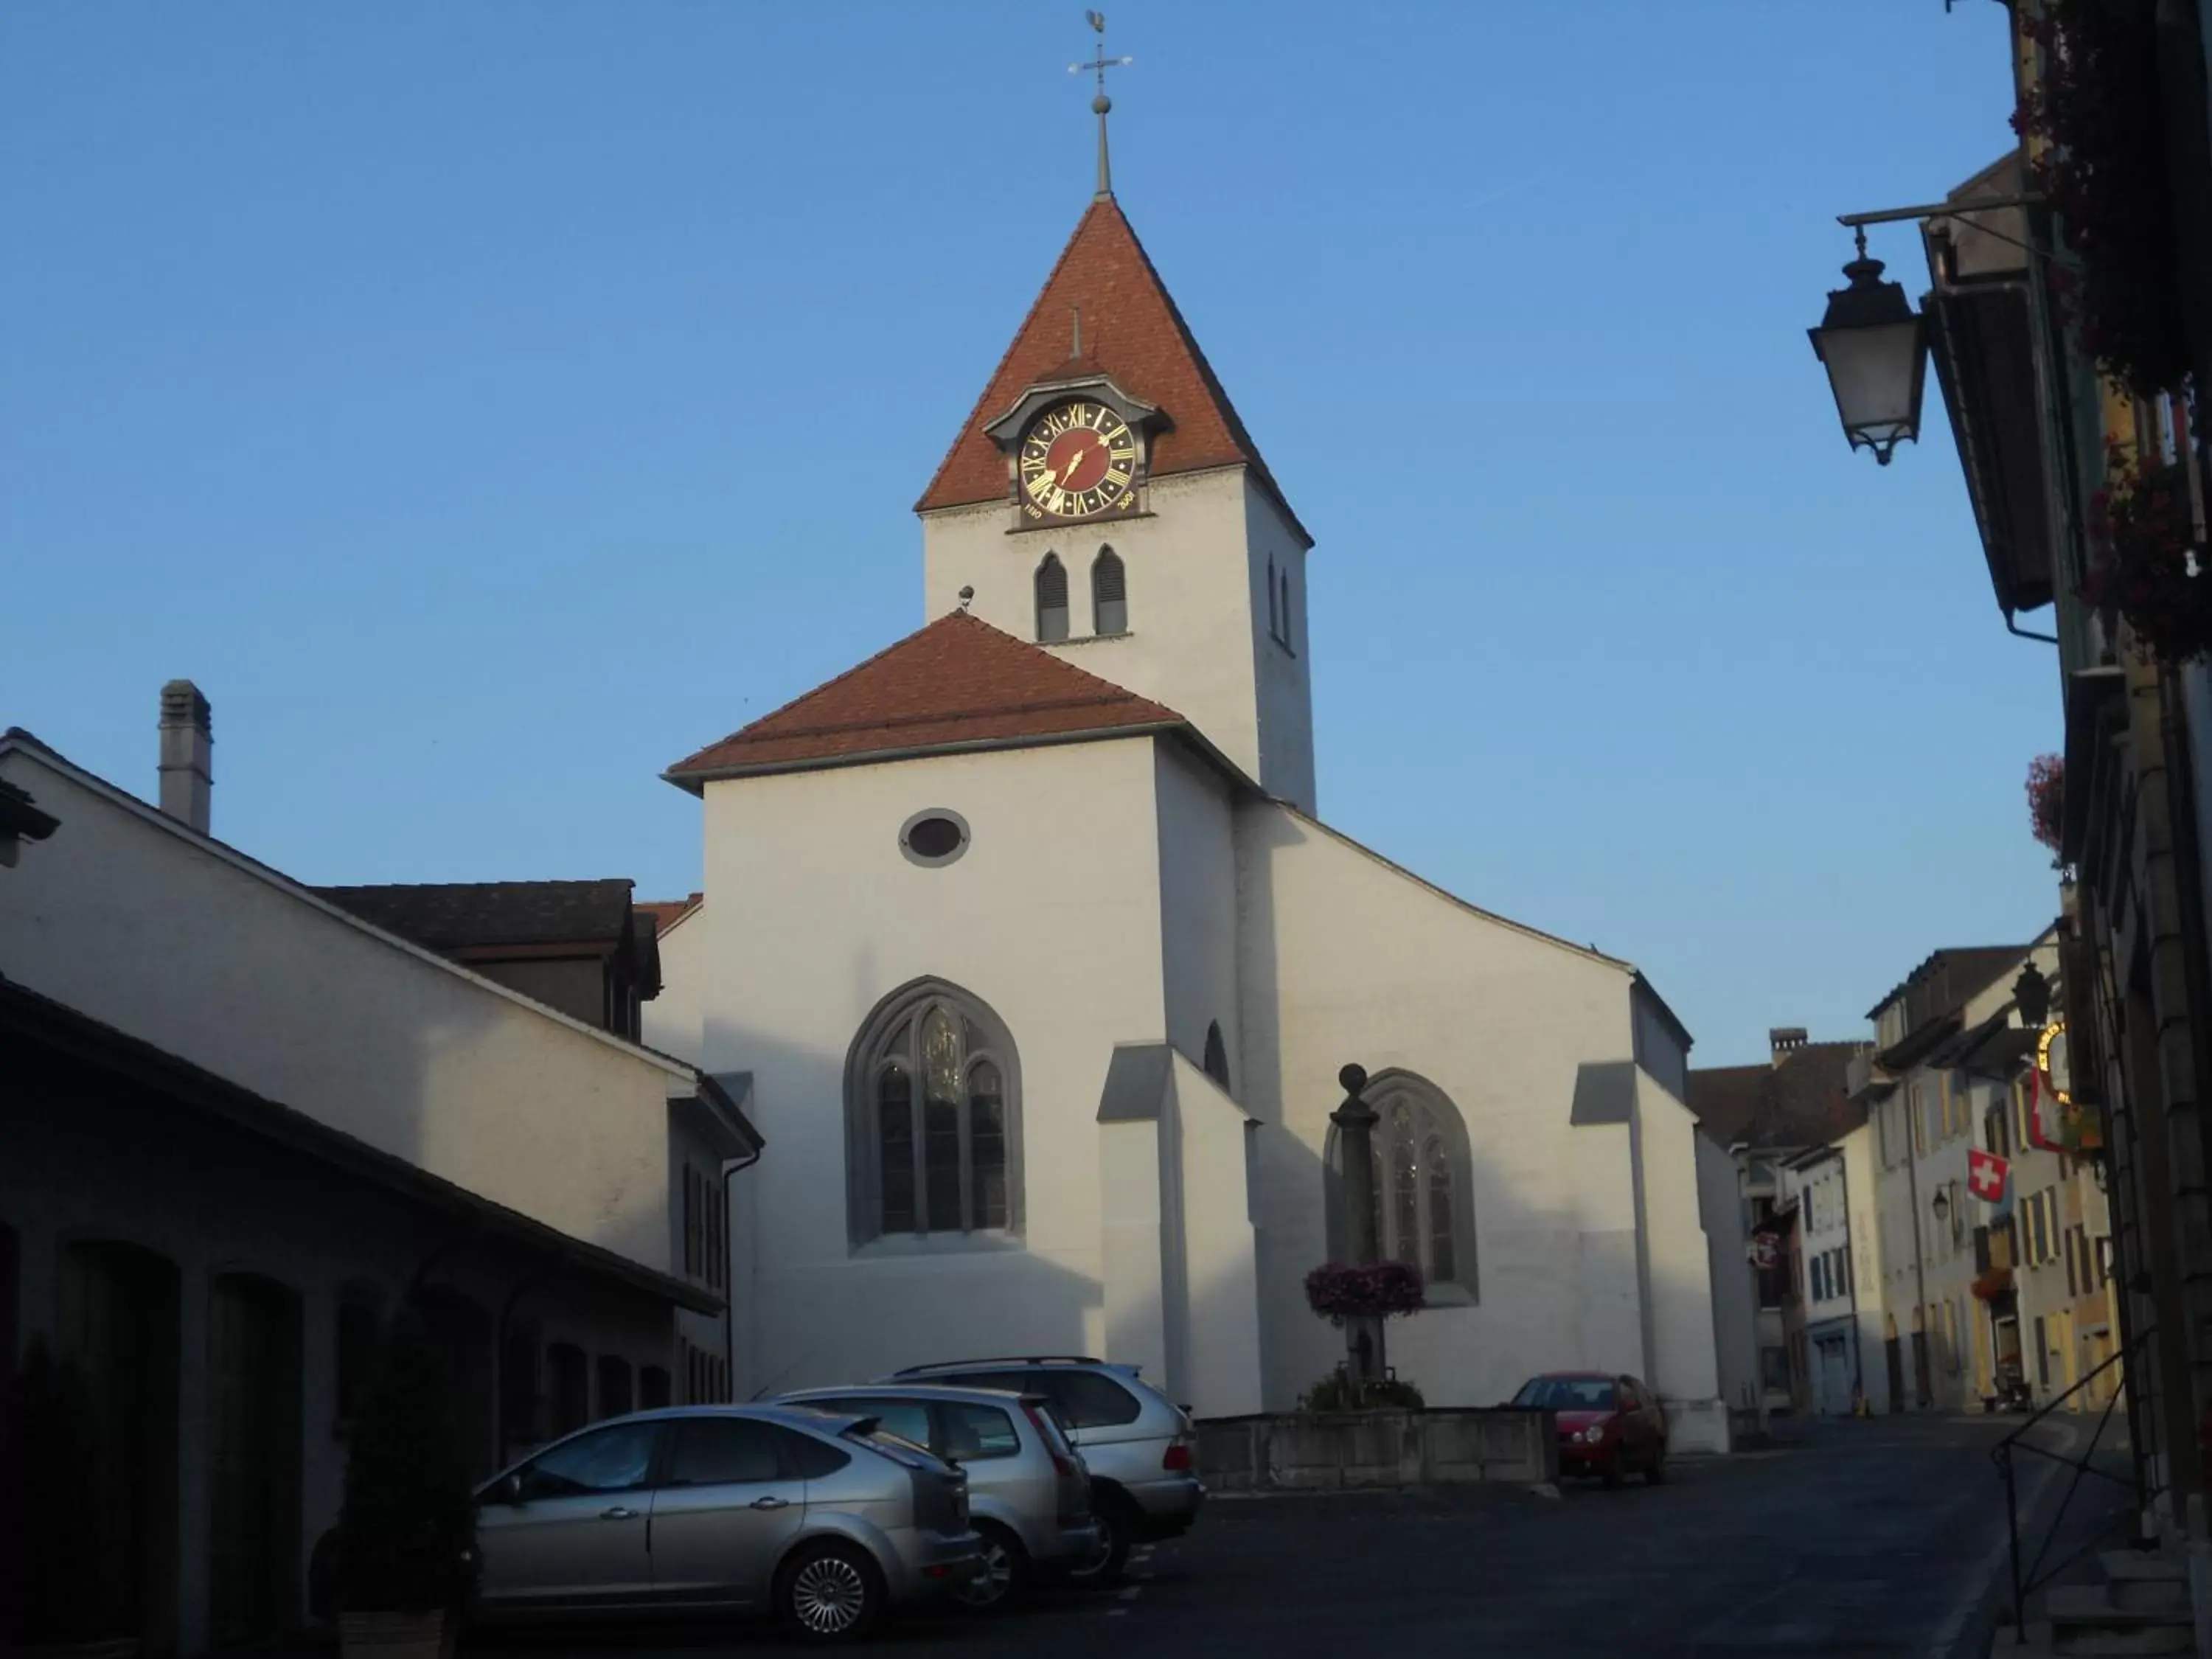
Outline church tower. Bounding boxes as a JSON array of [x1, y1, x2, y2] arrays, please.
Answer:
[[913, 190, 1317, 812]]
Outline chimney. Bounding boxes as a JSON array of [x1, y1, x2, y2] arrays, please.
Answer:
[[1769, 1026, 1809, 1065], [158, 679, 212, 834]]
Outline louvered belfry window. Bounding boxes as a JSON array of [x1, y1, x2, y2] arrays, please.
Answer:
[[1035, 554, 1070, 642], [1093, 547, 1127, 635]]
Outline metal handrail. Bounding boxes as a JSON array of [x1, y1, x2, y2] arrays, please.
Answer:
[[1990, 1330, 2145, 1641]]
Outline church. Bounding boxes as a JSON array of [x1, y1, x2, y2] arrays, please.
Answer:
[[644, 153, 1745, 1450]]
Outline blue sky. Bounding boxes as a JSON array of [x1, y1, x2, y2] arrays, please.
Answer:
[[0, 1, 2055, 1066]]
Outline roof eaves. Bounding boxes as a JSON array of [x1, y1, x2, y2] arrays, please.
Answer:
[[1, 971, 723, 1316], [662, 719, 1192, 794], [0, 730, 695, 1084]]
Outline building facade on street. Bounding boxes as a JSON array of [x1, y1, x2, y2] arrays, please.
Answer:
[[646, 184, 1748, 1444], [1689, 1032, 1873, 1419], [1823, 1, 2212, 1630], [0, 703, 760, 1657]]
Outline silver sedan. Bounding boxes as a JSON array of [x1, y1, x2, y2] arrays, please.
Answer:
[[470, 1405, 983, 1643]]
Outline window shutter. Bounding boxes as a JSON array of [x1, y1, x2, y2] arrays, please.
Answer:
[[1092, 548, 1127, 635], [1035, 554, 1070, 642]]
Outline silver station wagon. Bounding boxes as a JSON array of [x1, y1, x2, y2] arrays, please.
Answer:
[[886, 1356, 1203, 1583], [470, 1404, 983, 1644], [779, 1383, 1103, 1609]]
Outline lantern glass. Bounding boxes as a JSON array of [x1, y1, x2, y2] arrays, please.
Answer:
[[1808, 247, 1928, 465]]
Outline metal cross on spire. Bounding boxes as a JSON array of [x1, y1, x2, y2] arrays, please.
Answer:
[[1068, 10, 1132, 200]]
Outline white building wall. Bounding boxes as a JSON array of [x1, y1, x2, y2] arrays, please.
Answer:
[[641, 904, 705, 1064], [1840, 1121, 1889, 1414], [1697, 1130, 1761, 1422], [1155, 742, 1242, 1083], [919, 467, 1316, 812], [1633, 1071, 1728, 1451], [695, 736, 1173, 1401], [0, 747, 684, 1273], [1237, 801, 1718, 1416]]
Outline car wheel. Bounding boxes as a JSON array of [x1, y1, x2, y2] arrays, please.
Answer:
[[950, 1523, 1027, 1612], [778, 1540, 884, 1645], [1646, 1447, 1667, 1485], [1062, 1492, 1134, 1588], [1600, 1447, 1624, 1489]]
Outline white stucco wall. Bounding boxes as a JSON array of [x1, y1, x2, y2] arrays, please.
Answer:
[[1238, 801, 1718, 1415], [919, 467, 1316, 812], [1632, 1071, 1725, 1448], [695, 735, 1175, 1400], [1697, 1130, 1759, 1420], [641, 903, 705, 1065], [0, 745, 685, 1273], [1155, 742, 1242, 1085]]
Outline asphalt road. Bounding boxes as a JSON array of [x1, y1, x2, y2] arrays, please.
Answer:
[[464, 1414, 2126, 1659]]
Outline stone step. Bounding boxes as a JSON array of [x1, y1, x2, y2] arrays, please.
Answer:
[[2101, 1549, 2187, 1584], [2048, 1585, 2195, 1655], [2111, 1577, 2191, 1615], [2051, 1627, 2194, 1658]]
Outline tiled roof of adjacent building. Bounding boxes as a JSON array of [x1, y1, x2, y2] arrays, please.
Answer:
[[914, 197, 1305, 540], [635, 894, 703, 936], [1865, 945, 2029, 1022], [1688, 1040, 1872, 1152], [663, 611, 1189, 788], [315, 879, 639, 953]]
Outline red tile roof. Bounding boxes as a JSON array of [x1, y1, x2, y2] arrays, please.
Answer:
[[634, 894, 702, 936], [664, 611, 1186, 787], [915, 198, 1305, 539]]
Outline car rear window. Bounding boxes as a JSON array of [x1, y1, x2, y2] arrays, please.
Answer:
[[939, 1401, 1020, 1461], [664, 1418, 784, 1486], [1513, 1377, 1617, 1411], [1040, 1371, 1141, 1428], [801, 1396, 933, 1450]]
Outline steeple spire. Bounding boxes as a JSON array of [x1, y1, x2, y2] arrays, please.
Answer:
[[1070, 10, 1131, 201]]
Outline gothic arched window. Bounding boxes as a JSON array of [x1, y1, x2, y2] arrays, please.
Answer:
[[1322, 1071, 1475, 1298], [846, 978, 1022, 1245], [1279, 566, 1294, 647], [1035, 554, 1070, 643], [1092, 547, 1127, 636], [1203, 1021, 1231, 1091], [1267, 556, 1279, 639]]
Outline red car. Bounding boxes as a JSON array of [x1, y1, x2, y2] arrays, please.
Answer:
[[1511, 1371, 1669, 1486]]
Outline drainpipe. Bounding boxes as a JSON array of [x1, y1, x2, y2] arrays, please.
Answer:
[[721, 1143, 762, 1402]]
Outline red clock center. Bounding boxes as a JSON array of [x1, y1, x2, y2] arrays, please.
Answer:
[[1046, 429, 1110, 494]]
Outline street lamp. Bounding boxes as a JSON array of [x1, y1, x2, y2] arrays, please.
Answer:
[[1932, 1186, 1951, 1229], [2014, 962, 2053, 1029], [1808, 228, 1927, 465]]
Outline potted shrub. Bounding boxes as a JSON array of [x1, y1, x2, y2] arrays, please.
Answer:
[[332, 1310, 479, 1659], [1301, 1262, 1426, 1408], [2026, 754, 2065, 863], [0, 1340, 126, 1659]]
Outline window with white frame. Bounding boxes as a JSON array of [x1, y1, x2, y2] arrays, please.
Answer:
[[1324, 1071, 1476, 1298], [845, 978, 1021, 1245]]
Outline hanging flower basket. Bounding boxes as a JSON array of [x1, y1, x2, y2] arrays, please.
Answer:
[[1303, 1261, 1425, 1324], [2011, 0, 2191, 396], [2079, 446, 2212, 661], [2026, 754, 2065, 858]]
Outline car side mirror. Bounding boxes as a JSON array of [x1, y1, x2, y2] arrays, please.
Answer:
[[498, 1472, 525, 1506]]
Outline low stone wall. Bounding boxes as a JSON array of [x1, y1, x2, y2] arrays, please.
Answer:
[[1196, 1408, 1557, 1492]]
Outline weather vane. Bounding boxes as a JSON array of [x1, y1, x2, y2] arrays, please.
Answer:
[[1069, 10, 1132, 200]]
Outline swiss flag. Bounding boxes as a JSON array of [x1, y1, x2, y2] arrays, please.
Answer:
[[1968, 1148, 2010, 1203]]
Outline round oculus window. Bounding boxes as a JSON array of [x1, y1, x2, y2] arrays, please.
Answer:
[[900, 810, 970, 866]]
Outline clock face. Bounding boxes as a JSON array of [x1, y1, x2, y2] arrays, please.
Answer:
[[1018, 400, 1138, 521]]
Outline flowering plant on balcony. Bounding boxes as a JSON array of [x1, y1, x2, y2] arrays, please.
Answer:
[[1303, 1261, 1426, 1324], [2080, 445, 2212, 661], [2027, 754, 2065, 858], [2012, 0, 2190, 396]]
